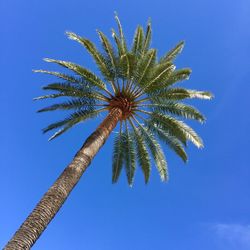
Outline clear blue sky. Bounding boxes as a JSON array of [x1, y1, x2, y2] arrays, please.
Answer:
[[1, 0, 250, 249]]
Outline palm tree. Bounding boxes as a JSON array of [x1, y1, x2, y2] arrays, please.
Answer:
[[4, 14, 212, 249]]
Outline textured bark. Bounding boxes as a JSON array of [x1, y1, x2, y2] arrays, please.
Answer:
[[5, 108, 122, 250]]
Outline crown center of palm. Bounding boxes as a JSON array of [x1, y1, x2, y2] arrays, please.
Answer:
[[108, 93, 135, 120]]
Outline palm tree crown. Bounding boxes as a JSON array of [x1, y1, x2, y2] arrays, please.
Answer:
[[35, 15, 213, 186]]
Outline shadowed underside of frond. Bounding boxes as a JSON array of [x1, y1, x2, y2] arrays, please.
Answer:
[[34, 14, 213, 186]]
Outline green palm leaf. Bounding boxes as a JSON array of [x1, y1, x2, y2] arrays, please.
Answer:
[[162, 68, 192, 88], [147, 68, 191, 93], [142, 19, 152, 55], [130, 120, 151, 183], [131, 26, 144, 56], [160, 40, 185, 63], [97, 30, 117, 74], [145, 101, 205, 123], [123, 122, 136, 186], [150, 112, 203, 148], [150, 88, 213, 100], [66, 32, 113, 81], [38, 82, 107, 102], [119, 52, 136, 80], [42, 82, 84, 92], [43, 58, 109, 92], [183, 89, 213, 99], [44, 108, 103, 141], [34, 93, 66, 101], [114, 13, 127, 54], [134, 117, 168, 181], [33, 70, 83, 84], [135, 49, 156, 86], [37, 98, 96, 113], [141, 62, 175, 94], [145, 120, 187, 162], [35, 92, 105, 102], [112, 123, 125, 183], [111, 28, 124, 57]]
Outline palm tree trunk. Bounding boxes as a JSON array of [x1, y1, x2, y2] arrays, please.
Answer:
[[4, 108, 122, 250]]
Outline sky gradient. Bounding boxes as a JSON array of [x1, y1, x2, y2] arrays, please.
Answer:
[[1, 0, 250, 249]]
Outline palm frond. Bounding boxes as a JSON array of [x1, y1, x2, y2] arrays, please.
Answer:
[[148, 68, 192, 92], [42, 82, 83, 92], [40, 82, 107, 101], [150, 88, 213, 100], [150, 112, 203, 148], [160, 41, 185, 63], [66, 32, 113, 81], [36, 92, 104, 102], [133, 117, 168, 181], [112, 122, 124, 183], [34, 93, 65, 101], [135, 49, 156, 86], [131, 26, 144, 56], [97, 30, 117, 75], [186, 90, 214, 99], [150, 62, 175, 84], [145, 120, 187, 162], [43, 58, 108, 93], [163, 68, 191, 87], [123, 121, 136, 186], [33, 70, 84, 84], [111, 29, 124, 57], [145, 101, 205, 123], [119, 53, 136, 80], [114, 13, 127, 54], [129, 119, 151, 183], [142, 19, 152, 55], [43, 108, 104, 141], [140, 62, 175, 94], [37, 98, 96, 113]]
